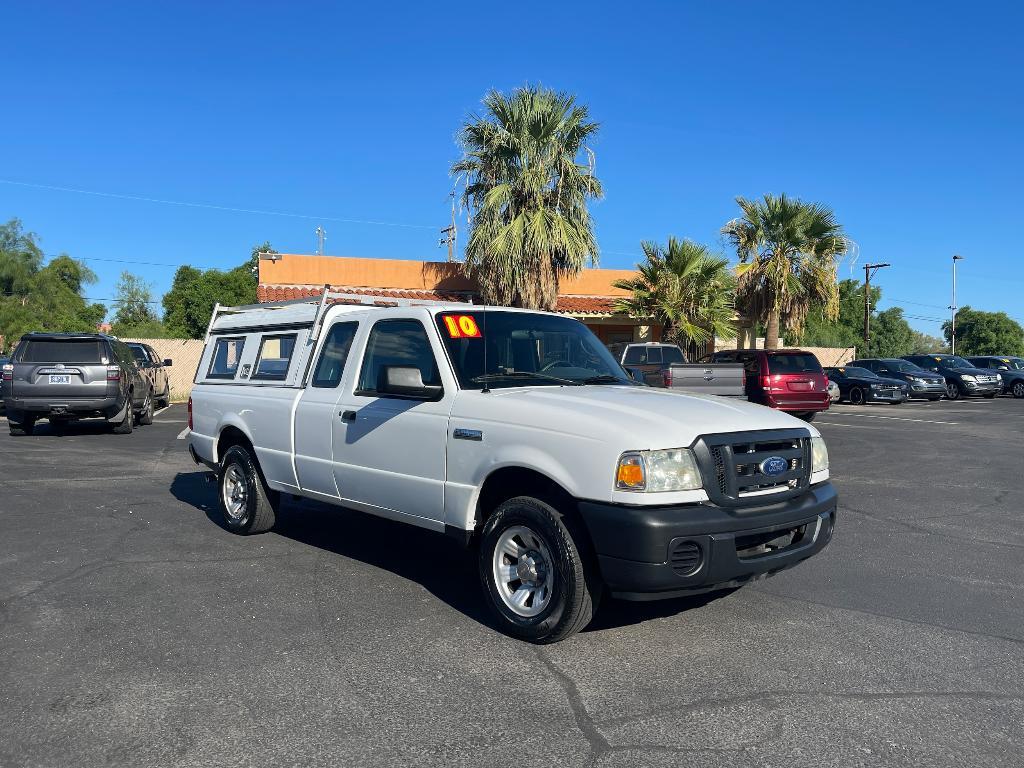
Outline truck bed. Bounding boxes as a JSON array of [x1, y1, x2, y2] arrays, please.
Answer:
[[662, 363, 745, 397]]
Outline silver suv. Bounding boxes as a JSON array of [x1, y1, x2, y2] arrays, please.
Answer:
[[1, 333, 152, 436]]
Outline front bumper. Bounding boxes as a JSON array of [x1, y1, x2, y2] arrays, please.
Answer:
[[907, 381, 946, 397], [867, 389, 907, 403], [3, 395, 123, 421], [960, 381, 1000, 396], [577, 482, 837, 600]]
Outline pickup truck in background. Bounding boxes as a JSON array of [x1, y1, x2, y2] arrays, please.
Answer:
[[607, 342, 686, 387], [609, 342, 745, 396], [188, 292, 837, 643]]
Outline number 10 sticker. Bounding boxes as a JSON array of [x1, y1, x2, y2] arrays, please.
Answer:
[[443, 314, 482, 338]]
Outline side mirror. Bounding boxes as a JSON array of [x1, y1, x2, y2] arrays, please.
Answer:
[[378, 366, 442, 400], [163, 358, 173, 367]]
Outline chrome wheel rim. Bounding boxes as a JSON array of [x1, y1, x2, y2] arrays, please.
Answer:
[[492, 525, 555, 618], [947, 382, 958, 399], [222, 464, 248, 521], [1014, 382, 1024, 397]]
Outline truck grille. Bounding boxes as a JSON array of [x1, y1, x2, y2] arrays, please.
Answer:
[[694, 429, 812, 508]]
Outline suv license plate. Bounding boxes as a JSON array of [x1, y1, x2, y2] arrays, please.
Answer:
[[49, 375, 71, 384]]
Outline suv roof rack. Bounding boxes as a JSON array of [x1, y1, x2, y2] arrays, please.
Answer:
[[203, 286, 474, 343]]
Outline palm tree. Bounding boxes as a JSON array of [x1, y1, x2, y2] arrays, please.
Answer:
[[452, 85, 602, 309], [613, 238, 737, 353], [721, 194, 848, 349]]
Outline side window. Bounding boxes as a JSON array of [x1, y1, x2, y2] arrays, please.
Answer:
[[114, 341, 135, 369], [208, 337, 245, 379], [311, 322, 358, 388], [357, 319, 440, 395], [252, 334, 297, 380], [128, 346, 148, 366], [146, 346, 161, 366], [738, 353, 758, 375]]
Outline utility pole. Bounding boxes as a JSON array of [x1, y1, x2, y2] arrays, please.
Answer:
[[315, 226, 327, 256], [439, 191, 457, 262], [950, 254, 963, 354], [863, 262, 891, 355]]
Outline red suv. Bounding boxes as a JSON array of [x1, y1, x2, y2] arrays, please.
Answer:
[[707, 349, 831, 421]]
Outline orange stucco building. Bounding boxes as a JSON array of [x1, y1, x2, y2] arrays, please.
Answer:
[[257, 253, 662, 345]]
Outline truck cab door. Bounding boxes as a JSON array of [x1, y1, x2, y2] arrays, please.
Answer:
[[332, 315, 453, 528], [293, 321, 360, 500]]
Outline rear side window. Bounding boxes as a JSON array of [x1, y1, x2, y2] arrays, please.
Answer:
[[311, 323, 358, 388], [252, 334, 297, 380], [661, 347, 685, 364], [357, 319, 440, 395], [767, 353, 822, 374], [208, 337, 245, 379], [19, 339, 105, 363]]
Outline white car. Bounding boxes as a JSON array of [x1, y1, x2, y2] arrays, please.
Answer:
[[188, 291, 837, 643]]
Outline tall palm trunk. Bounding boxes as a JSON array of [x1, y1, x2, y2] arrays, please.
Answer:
[[765, 309, 781, 349]]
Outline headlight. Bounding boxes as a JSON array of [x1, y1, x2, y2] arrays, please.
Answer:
[[810, 436, 829, 473], [961, 374, 976, 382], [615, 449, 702, 492], [997, 374, 1003, 383]]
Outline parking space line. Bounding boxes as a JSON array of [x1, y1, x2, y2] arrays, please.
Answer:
[[822, 412, 958, 425], [176, 428, 190, 440]]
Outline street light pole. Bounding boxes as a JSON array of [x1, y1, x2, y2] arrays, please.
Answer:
[[950, 254, 964, 355], [863, 262, 891, 356]]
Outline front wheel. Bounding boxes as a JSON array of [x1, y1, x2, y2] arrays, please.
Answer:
[[946, 381, 962, 401], [1012, 381, 1024, 399], [218, 444, 278, 534], [137, 390, 154, 426], [849, 387, 866, 405], [479, 496, 600, 644]]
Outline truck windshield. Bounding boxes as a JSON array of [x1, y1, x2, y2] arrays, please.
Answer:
[[435, 311, 632, 389]]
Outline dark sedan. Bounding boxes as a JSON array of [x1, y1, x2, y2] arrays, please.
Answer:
[[967, 356, 1024, 398], [824, 366, 909, 405], [850, 358, 947, 400], [902, 354, 1001, 400]]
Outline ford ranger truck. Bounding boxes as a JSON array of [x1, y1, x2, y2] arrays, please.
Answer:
[[188, 292, 837, 643]]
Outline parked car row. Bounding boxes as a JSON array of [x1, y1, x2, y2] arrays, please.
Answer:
[[1, 332, 173, 435]]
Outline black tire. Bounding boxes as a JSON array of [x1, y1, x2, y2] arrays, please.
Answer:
[[479, 496, 601, 644], [218, 444, 278, 534], [795, 411, 817, 422], [9, 417, 34, 436], [946, 381, 962, 401], [1012, 381, 1024, 399], [157, 385, 170, 409], [849, 387, 866, 405], [111, 398, 134, 434], [137, 390, 154, 426]]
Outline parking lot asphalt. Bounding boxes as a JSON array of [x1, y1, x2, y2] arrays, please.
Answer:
[[1, 400, 1023, 768]]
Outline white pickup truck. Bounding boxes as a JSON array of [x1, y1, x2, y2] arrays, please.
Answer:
[[188, 291, 837, 643]]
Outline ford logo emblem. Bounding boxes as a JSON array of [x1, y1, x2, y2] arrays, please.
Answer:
[[759, 456, 788, 477]]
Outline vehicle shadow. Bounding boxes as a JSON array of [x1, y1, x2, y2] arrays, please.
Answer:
[[17, 419, 115, 437], [169, 471, 738, 636]]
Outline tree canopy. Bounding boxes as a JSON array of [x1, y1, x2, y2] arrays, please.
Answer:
[[0, 219, 107, 352], [722, 194, 848, 349], [943, 306, 1024, 356], [613, 238, 736, 355], [453, 85, 602, 309], [160, 243, 267, 338]]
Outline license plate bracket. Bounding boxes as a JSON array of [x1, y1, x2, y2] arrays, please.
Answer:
[[49, 375, 71, 384]]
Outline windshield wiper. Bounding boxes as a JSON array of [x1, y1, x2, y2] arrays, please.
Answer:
[[580, 374, 630, 385], [470, 371, 583, 386]]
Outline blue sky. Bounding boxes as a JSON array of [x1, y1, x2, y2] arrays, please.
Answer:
[[2, 1, 1022, 334]]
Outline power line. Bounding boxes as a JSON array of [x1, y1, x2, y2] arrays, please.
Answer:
[[0, 178, 438, 230]]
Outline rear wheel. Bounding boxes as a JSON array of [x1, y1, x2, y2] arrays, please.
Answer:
[[137, 390, 154, 425], [479, 496, 600, 644], [9, 417, 35, 436], [849, 387, 866, 405], [1013, 381, 1024, 399], [218, 444, 278, 534], [157, 385, 170, 409], [946, 381, 962, 401], [111, 397, 134, 434]]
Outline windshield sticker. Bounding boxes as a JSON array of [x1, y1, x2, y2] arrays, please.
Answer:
[[443, 314, 482, 339]]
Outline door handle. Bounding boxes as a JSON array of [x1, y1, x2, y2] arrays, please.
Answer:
[[340, 410, 357, 422]]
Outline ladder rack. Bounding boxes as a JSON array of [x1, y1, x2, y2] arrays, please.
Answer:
[[204, 286, 474, 343]]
